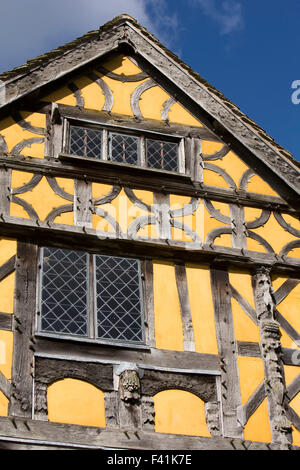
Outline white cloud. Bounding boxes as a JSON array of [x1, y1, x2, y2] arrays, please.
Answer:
[[0, 0, 178, 73], [191, 0, 244, 35]]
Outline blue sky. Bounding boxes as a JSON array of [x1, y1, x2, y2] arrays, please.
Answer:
[[1, 0, 300, 162]]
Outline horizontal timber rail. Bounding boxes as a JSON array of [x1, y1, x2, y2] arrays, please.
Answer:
[[0, 417, 297, 450], [0, 153, 298, 213], [0, 216, 300, 274]]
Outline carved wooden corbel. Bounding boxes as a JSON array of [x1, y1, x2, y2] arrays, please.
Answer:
[[119, 369, 141, 404]]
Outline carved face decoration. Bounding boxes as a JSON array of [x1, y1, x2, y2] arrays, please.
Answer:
[[119, 370, 141, 404]]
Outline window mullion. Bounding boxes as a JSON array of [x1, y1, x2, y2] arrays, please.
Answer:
[[89, 254, 95, 339]]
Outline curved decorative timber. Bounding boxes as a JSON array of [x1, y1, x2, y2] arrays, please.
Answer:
[[67, 82, 85, 107], [170, 218, 202, 244], [201, 144, 230, 162], [239, 169, 255, 191], [130, 79, 157, 118], [169, 197, 200, 219], [93, 206, 123, 236], [245, 210, 271, 229], [280, 240, 300, 257], [0, 135, 8, 153], [46, 176, 74, 202], [45, 204, 74, 223], [161, 97, 176, 121], [204, 199, 231, 225], [11, 174, 42, 195], [203, 162, 237, 189], [92, 185, 122, 207], [96, 65, 148, 82], [11, 111, 46, 136], [86, 72, 114, 112], [11, 195, 39, 220], [11, 137, 45, 155], [127, 215, 156, 238], [274, 212, 300, 238], [246, 230, 275, 254]]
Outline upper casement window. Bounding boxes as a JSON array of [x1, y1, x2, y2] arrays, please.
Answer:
[[38, 247, 145, 346], [67, 123, 183, 173]]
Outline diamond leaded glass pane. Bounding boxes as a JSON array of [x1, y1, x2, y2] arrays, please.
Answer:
[[69, 125, 102, 159], [40, 248, 89, 336], [109, 132, 139, 165], [146, 138, 178, 172], [95, 255, 144, 343]]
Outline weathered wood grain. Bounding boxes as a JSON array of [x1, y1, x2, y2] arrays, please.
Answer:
[[9, 242, 38, 418], [210, 267, 243, 438]]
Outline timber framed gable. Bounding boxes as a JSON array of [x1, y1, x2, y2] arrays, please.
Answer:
[[0, 14, 298, 450]]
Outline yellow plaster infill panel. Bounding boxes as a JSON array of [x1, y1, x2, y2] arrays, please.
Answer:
[[237, 357, 271, 443], [0, 330, 13, 380], [10, 175, 74, 223], [167, 102, 203, 127], [0, 273, 15, 314], [103, 55, 143, 75], [153, 261, 184, 351], [41, 86, 76, 106], [169, 194, 196, 242], [73, 75, 105, 111], [203, 200, 231, 243], [207, 151, 250, 189], [185, 264, 218, 354], [0, 390, 8, 417], [0, 239, 16, 265], [213, 233, 232, 248], [100, 73, 147, 117], [247, 213, 298, 255], [20, 111, 46, 129], [202, 168, 230, 190], [0, 116, 45, 158], [139, 85, 170, 121], [47, 378, 106, 427], [284, 366, 300, 446], [244, 399, 271, 443], [154, 390, 211, 437], [246, 174, 279, 197], [229, 269, 260, 343], [92, 182, 114, 200], [238, 357, 265, 404]]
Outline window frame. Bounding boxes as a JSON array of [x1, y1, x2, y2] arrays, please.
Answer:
[[37, 246, 147, 349], [63, 117, 186, 174]]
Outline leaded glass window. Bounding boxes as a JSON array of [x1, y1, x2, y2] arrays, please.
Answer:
[[39, 248, 144, 345], [109, 132, 139, 166], [40, 248, 89, 336], [67, 124, 182, 173], [95, 255, 144, 343], [146, 138, 178, 172], [69, 125, 102, 159]]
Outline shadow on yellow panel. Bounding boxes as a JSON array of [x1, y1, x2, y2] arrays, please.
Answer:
[[154, 389, 210, 437], [0, 390, 8, 417], [244, 399, 271, 443], [47, 378, 106, 427]]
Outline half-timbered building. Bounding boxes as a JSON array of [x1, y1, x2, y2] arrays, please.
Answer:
[[0, 14, 299, 450]]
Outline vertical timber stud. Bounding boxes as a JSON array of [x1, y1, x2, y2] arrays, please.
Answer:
[[229, 204, 247, 250], [210, 267, 243, 438], [252, 267, 293, 449], [141, 259, 155, 348], [153, 193, 171, 240], [175, 263, 195, 351], [0, 166, 11, 216], [10, 242, 38, 418], [74, 179, 92, 228]]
